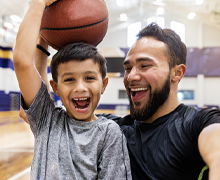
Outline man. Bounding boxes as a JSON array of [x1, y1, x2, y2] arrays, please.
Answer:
[[101, 23, 220, 180]]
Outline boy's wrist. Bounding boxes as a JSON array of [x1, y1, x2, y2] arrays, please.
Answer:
[[30, 0, 47, 9]]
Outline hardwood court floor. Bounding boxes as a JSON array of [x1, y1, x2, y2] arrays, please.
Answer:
[[0, 111, 34, 180]]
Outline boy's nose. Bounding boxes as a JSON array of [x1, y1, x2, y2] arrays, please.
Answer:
[[74, 81, 87, 92]]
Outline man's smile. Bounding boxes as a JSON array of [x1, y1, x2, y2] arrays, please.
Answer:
[[130, 87, 148, 101]]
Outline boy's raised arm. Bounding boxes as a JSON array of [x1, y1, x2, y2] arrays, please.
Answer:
[[13, 0, 57, 108], [19, 36, 50, 123]]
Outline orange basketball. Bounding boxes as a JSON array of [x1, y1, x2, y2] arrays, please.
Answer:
[[40, 0, 109, 50]]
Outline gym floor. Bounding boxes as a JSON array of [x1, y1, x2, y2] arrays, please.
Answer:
[[0, 111, 33, 180]]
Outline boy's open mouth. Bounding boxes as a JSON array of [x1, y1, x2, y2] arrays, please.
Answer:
[[72, 98, 90, 109]]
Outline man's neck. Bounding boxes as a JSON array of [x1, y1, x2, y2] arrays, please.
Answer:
[[141, 98, 180, 123]]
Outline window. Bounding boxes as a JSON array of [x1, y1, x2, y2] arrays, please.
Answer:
[[119, 90, 128, 99], [147, 17, 165, 28], [177, 90, 194, 101], [127, 21, 141, 47], [157, 17, 165, 28], [170, 21, 185, 43]]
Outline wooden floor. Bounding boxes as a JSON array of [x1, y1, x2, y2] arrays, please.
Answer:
[[0, 111, 34, 180]]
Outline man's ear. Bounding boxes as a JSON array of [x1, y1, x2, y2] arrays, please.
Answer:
[[171, 64, 186, 82], [101, 76, 109, 94], [50, 80, 59, 96]]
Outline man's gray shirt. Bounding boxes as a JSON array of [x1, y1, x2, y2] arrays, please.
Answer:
[[21, 81, 132, 180]]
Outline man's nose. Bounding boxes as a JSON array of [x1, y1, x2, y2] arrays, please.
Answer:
[[127, 68, 141, 82]]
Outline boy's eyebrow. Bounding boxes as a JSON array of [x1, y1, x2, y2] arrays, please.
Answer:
[[123, 57, 154, 65], [61, 72, 74, 78], [84, 70, 98, 75], [61, 71, 98, 78]]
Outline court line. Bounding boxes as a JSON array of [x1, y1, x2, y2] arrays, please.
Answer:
[[8, 167, 31, 180], [0, 138, 34, 149], [0, 148, 34, 153]]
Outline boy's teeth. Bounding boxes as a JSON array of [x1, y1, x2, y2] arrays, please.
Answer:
[[73, 98, 88, 101], [131, 88, 148, 91]]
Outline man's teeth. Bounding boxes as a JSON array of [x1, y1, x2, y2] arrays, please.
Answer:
[[73, 98, 88, 101], [131, 88, 148, 91]]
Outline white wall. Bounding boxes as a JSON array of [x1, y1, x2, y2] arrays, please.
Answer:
[[99, 76, 128, 105], [204, 77, 220, 106]]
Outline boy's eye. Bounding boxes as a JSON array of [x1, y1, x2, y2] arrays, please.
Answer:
[[64, 78, 74, 82], [124, 66, 132, 72]]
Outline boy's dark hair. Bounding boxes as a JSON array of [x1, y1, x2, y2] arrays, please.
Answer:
[[50, 42, 107, 82], [137, 22, 187, 69]]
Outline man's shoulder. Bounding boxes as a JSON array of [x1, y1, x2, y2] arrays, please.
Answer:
[[97, 113, 134, 127], [195, 107, 220, 124], [172, 104, 199, 120], [177, 104, 220, 122]]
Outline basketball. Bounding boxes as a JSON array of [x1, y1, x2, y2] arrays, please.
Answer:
[[40, 0, 109, 50]]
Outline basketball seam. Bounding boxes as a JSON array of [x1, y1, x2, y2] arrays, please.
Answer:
[[40, 33, 60, 49], [40, 17, 108, 31], [40, 17, 108, 49]]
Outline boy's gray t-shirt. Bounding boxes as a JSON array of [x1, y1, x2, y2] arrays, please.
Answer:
[[22, 81, 132, 180]]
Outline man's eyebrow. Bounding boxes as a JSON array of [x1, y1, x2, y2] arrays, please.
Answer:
[[136, 57, 154, 62], [123, 57, 154, 65]]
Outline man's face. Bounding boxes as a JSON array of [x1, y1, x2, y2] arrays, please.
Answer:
[[51, 59, 108, 122], [123, 37, 171, 122]]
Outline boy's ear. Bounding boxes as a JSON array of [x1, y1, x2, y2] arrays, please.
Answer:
[[171, 64, 186, 82], [101, 76, 109, 94], [50, 80, 59, 96]]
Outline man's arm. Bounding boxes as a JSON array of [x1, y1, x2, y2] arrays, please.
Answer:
[[198, 123, 220, 180], [13, 0, 57, 108], [97, 114, 134, 126]]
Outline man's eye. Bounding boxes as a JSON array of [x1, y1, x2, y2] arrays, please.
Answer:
[[141, 65, 151, 68], [86, 76, 95, 80]]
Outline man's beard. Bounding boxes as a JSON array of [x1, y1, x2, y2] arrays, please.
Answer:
[[128, 74, 171, 122]]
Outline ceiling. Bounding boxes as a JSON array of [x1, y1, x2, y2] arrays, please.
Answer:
[[0, 0, 220, 45]]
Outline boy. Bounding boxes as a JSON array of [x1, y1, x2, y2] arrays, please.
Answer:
[[13, 0, 132, 179]]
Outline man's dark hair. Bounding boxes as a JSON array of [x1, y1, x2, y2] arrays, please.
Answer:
[[137, 22, 187, 69], [50, 42, 107, 82]]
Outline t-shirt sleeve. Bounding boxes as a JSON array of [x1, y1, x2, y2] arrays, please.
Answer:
[[192, 108, 220, 137], [20, 80, 55, 137], [97, 121, 132, 180]]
